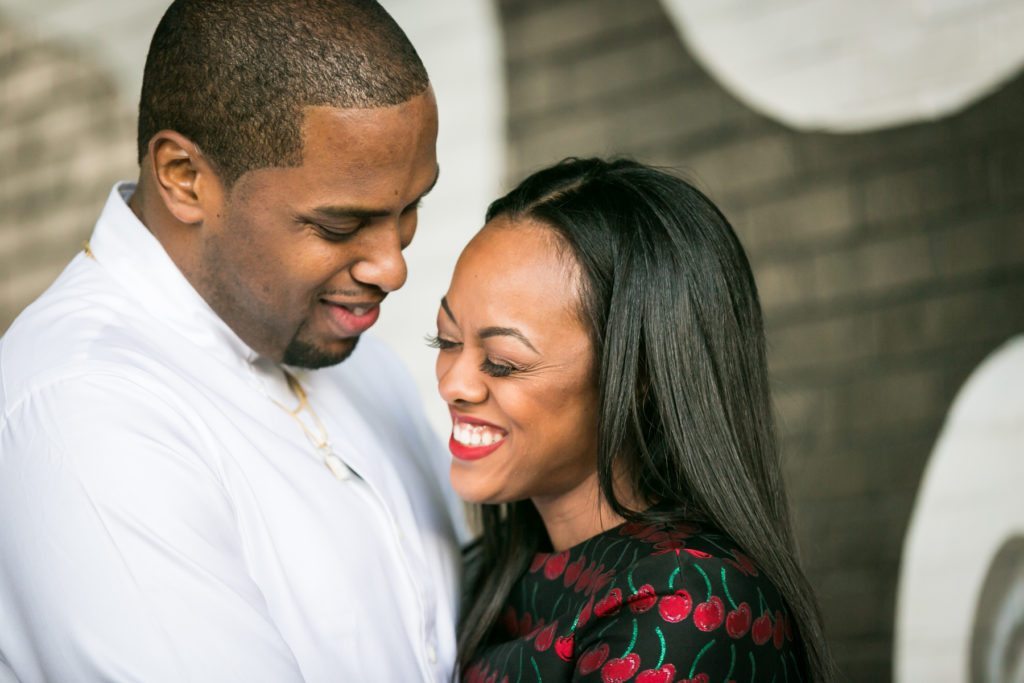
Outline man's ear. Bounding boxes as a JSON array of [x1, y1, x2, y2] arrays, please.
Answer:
[[147, 131, 220, 225]]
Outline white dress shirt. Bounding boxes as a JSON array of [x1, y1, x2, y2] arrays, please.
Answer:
[[0, 183, 465, 682]]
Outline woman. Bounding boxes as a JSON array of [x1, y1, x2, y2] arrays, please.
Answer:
[[431, 158, 835, 682]]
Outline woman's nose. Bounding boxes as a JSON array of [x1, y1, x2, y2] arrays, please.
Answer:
[[437, 351, 487, 406]]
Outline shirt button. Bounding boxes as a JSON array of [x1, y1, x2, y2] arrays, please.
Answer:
[[426, 643, 437, 664]]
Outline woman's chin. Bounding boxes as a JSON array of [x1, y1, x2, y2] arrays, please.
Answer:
[[450, 465, 511, 506]]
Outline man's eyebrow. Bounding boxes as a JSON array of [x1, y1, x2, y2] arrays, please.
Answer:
[[440, 296, 457, 325], [311, 206, 389, 220], [310, 165, 441, 220], [479, 326, 538, 353]]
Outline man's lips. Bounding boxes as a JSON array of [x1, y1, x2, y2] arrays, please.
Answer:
[[321, 300, 381, 337], [449, 409, 508, 461]]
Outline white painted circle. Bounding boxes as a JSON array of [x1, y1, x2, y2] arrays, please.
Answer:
[[660, 0, 1024, 131], [895, 337, 1024, 681]]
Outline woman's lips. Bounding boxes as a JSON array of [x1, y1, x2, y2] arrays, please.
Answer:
[[448, 410, 508, 461], [322, 301, 381, 337]]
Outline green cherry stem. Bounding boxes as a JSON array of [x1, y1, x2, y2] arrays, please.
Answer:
[[654, 626, 667, 669], [621, 618, 639, 658], [721, 566, 738, 610], [549, 593, 564, 623], [692, 563, 713, 602], [688, 640, 715, 679]]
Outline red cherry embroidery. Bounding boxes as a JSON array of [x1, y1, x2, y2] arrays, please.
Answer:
[[525, 617, 546, 640], [725, 602, 752, 639], [657, 589, 693, 623], [518, 612, 533, 638], [752, 610, 773, 645], [646, 531, 673, 544], [578, 594, 595, 628], [555, 633, 575, 661], [485, 672, 497, 683], [773, 610, 785, 649], [681, 675, 709, 683], [684, 548, 712, 559], [693, 595, 725, 631], [576, 562, 596, 593], [564, 556, 586, 587], [652, 539, 688, 555], [594, 588, 623, 618], [601, 653, 641, 683], [534, 621, 558, 652], [529, 553, 547, 573], [544, 551, 570, 580], [636, 663, 676, 683], [621, 521, 660, 539], [627, 584, 658, 613], [589, 564, 612, 595], [727, 550, 758, 576], [577, 643, 610, 675], [502, 606, 518, 636]]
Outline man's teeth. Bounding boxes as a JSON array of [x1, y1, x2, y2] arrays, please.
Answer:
[[347, 305, 369, 316], [452, 421, 507, 448]]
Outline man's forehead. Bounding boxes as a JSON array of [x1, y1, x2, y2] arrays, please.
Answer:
[[299, 95, 437, 163]]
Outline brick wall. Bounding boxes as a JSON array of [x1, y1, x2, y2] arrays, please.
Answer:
[[0, 13, 137, 328], [498, 0, 1024, 680]]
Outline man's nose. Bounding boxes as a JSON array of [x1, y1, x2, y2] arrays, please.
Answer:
[[350, 224, 408, 293]]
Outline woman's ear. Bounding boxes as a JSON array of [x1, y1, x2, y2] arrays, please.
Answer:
[[146, 130, 219, 225]]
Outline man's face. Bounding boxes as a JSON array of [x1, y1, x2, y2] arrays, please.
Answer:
[[196, 91, 439, 367]]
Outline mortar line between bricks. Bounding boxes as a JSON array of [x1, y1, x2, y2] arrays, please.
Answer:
[[761, 264, 1024, 327]]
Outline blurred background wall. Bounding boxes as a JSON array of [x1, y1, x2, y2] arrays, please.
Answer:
[[2, 1, 1023, 681]]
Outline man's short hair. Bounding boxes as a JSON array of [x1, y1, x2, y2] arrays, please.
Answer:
[[137, 0, 429, 187]]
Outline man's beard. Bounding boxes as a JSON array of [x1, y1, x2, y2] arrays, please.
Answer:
[[281, 321, 359, 369]]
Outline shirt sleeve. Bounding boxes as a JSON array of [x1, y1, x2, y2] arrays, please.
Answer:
[[571, 552, 798, 683], [0, 371, 306, 683]]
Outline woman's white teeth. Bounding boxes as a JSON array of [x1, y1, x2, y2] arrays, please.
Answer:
[[453, 421, 506, 447]]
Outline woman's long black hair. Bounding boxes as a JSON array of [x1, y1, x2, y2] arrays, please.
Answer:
[[458, 158, 836, 682]]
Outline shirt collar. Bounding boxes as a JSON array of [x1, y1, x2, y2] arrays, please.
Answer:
[[88, 182, 261, 368]]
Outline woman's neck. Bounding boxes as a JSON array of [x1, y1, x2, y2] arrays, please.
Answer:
[[532, 471, 635, 552]]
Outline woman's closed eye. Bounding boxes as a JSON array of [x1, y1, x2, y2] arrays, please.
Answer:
[[427, 333, 523, 378], [480, 358, 517, 378], [425, 333, 459, 350]]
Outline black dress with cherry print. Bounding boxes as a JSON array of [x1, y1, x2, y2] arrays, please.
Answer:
[[464, 520, 805, 683]]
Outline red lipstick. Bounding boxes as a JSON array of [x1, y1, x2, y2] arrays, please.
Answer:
[[449, 409, 508, 461]]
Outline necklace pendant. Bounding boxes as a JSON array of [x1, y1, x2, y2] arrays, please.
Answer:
[[324, 452, 350, 481]]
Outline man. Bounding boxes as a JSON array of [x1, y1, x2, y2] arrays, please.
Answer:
[[0, 1, 464, 681]]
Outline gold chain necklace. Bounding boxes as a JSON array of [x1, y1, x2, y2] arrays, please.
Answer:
[[270, 370, 352, 481], [83, 241, 349, 480]]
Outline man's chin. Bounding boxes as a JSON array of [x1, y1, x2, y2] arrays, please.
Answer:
[[281, 336, 359, 369]]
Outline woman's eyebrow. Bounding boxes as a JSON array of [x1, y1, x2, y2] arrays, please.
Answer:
[[440, 297, 457, 325], [479, 326, 538, 353]]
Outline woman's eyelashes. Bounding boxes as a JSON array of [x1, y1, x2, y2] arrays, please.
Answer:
[[425, 333, 458, 350], [480, 358, 517, 378], [426, 333, 523, 378]]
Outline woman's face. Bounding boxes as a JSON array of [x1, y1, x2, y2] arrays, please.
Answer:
[[434, 217, 600, 505]]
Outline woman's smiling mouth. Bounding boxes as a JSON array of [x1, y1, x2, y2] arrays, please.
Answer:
[[449, 411, 508, 460]]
